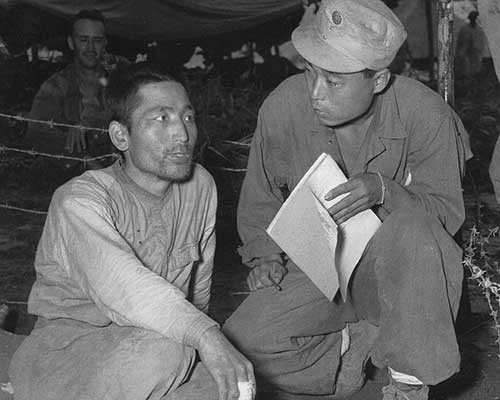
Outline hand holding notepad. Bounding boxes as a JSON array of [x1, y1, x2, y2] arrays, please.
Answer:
[[266, 153, 381, 301]]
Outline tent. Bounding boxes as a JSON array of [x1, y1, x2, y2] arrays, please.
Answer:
[[0, 0, 486, 60], [3, 0, 303, 41]]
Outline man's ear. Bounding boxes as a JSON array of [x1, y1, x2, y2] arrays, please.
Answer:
[[373, 69, 391, 94], [67, 36, 74, 52], [109, 121, 130, 152]]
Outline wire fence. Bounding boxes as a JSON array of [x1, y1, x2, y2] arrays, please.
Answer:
[[0, 111, 247, 215], [0, 112, 108, 133], [0, 145, 118, 163]]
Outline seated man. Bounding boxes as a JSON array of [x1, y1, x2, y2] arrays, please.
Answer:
[[26, 9, 113, 170], [9, 63, 255, 400], [223, 0, 470, 399]]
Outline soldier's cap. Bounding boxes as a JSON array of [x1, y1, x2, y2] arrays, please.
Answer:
[[292, 0, 407, 73]]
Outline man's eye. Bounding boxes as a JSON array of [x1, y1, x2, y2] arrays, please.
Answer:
[[328, 81, 342, 87], [184, 113, 195, 123], [155, 115, 169, 122]]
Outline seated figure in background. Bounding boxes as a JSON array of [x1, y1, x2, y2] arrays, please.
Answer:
[[9, 63, 255, 400], [26, 9, 112, 171]]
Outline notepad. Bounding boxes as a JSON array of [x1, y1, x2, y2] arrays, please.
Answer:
[[266, 153, 381, 300]]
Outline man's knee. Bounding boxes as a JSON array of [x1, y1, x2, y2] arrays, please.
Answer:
[[117, 328, 196, 386], [372, 207, 457, 268], [222, 311, 262, 355], [382, 208, 442, 238]]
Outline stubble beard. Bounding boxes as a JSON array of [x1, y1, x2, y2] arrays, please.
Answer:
[[158, 148, 195, 183]]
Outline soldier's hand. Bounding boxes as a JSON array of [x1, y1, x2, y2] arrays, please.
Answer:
[[324, 172, 384, 225], [66, 128, 87, 153], [247, 257, 287, 291], [197, 327, 255, 400]]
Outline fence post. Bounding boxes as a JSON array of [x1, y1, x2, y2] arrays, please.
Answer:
[[425, 0, 435, 81], [437, 0, 455, 107]]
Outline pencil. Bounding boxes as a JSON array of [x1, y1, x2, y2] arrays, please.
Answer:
[[269, 276, 282, 291]]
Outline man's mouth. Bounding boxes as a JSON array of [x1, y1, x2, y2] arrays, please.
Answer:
[[313, 107, 328, 116], [312, 104, 326, 113], [165, 150, 193, 163]]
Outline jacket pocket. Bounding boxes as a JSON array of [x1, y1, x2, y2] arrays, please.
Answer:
[[165, 244, 201, 287], [169, 244, 200, 270]]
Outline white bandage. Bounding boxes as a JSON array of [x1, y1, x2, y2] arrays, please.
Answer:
[[389, 367, 423, 385], [340, 325, 350, 356], [238, 381, 255, 400]]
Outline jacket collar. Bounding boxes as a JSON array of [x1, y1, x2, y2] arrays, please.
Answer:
[[308, 76, 408, 174]]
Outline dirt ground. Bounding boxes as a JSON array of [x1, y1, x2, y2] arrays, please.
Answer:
[[1, 162, 500, 400], [2, 67, 500, 398]]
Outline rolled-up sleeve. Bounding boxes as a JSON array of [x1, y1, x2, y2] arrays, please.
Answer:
[[237, 101, 287, 267]]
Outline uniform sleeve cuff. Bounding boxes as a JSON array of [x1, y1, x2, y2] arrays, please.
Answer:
[[238, 237, 283, 267], [182, 313, 219, 348]]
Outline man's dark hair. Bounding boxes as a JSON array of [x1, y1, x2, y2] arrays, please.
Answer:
[[106, 63, 179, 129], [71, 9, 106, 35]]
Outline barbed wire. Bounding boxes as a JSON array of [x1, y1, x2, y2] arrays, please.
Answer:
[[0, 299, 28, 305], [0, 111, 108, 133], [213, 167, 246, 172], [0, 168, 246, 216], [0, 112, 246, 216], [0, 145, 119, 163], [0, 203, 47, 215]]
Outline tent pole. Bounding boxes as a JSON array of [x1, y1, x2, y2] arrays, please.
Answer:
[[425, 0, 435, 81], [437, 0, 455, 106]]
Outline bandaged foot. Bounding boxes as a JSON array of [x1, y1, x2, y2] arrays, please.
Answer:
[[388, 368, 423, 386], [382, 370, 428, 400]]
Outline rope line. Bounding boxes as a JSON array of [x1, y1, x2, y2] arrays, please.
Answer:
[[0, 112, 108, 133]]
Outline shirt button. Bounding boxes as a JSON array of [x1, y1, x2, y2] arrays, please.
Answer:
[[328, 140, 333, 144]]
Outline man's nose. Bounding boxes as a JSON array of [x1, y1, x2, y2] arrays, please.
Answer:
[[86, 40, 96, 52], [172, 120, 190, 143], [310, 77, 324, 101]]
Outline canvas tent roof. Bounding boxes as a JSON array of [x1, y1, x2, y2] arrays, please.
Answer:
[[11, 0, 303, 40], [6, 0, 485, 60]]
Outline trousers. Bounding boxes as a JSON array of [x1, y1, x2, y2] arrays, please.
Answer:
[[9, 318, 196, 400], [223, 208, 463, 397]]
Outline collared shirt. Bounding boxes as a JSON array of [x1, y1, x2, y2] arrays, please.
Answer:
[[238, 73, 471, 266], [26, 63, 110, 157], [28, 161, 218, 347]]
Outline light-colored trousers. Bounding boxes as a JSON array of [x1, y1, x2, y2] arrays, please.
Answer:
[[9, 318, 200, 400]]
